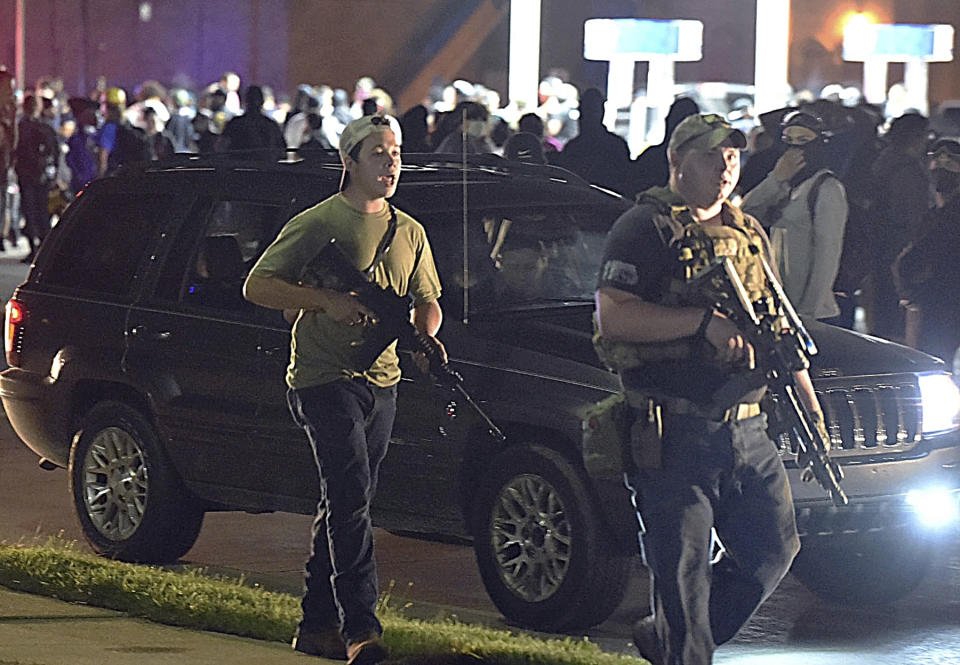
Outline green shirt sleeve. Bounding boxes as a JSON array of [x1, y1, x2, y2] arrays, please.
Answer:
[[404, 218, 443, 307], [248, 206, 332, 284]]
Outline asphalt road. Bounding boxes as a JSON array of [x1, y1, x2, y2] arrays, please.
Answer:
[[1, 248, 960, 664]]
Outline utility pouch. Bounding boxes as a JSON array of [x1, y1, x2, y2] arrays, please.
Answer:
[[581, 393, 632, 480], [627, 395, 663, 470]]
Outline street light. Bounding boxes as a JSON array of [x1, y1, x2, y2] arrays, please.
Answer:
[[508, 0, 541, 114]]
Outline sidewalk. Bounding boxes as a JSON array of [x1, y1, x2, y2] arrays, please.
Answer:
[[0, 586, 337, 665]]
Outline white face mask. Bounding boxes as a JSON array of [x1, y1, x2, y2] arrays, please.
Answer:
[[465, 120, 487, 138]]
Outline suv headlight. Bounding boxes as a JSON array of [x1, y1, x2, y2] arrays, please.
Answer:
[[918, 373, 960, 435], [906, 487, 960, 528]]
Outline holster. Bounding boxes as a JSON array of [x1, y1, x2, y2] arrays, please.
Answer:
[[625, 392, 663, 470]]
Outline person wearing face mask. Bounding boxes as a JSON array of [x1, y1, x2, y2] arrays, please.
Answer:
[[893, 139, 960, 360], [433, 100, 496, 154], [742, 111, 848, 321]]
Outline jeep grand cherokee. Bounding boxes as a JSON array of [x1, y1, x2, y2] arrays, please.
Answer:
[[3, 152, 960, 631]]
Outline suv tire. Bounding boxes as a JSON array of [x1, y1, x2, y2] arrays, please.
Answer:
[[471, 444, 630, 631], [790, 529, 934, 605], [69, 401, 204, 563]]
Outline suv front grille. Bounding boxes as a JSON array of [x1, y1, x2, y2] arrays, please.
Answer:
[[775, 378, 923, 457]]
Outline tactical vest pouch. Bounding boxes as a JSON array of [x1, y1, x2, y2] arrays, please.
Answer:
[[582, 393, 632, 480]]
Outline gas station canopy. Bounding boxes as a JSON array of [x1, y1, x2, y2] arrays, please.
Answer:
[[844, 23, 954, 62], [583, 18, 703, 62]]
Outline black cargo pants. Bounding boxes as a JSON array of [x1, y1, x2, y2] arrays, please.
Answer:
[[627, 412, 800, 665]]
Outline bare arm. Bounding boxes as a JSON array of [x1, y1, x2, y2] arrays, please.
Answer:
[[412, 298, 442, 336], [243, 273, 373, 323], [595, 286, 703, 342], [793, 367, 824, 420], [97, 147, 109, 177], [411, 299, 446, 364], [595, 286, 756, 368]]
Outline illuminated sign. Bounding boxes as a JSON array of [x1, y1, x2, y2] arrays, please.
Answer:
[[844, 23, 954, 62], [583, 18, 703, 61]]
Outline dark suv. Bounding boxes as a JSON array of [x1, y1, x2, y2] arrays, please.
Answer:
[[3, 152, 960, 632]]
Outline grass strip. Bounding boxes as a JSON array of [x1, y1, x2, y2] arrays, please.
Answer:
[[0, 539, 644, 665]]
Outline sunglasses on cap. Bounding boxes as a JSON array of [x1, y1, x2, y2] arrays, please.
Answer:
[[369, 115, 391, 126], [671, 113, 743, 154], [928, 142, 960, 173], [928, 141, 960, 158]]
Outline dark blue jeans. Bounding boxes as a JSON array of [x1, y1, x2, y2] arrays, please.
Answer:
[[627, 413, 799, 665], [287, 378, 397, 645]]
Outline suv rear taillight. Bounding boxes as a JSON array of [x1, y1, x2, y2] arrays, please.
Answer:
[[5, 299, 24, 367]]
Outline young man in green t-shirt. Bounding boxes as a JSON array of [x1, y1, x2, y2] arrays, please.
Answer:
[[244, 113, 443, 665]]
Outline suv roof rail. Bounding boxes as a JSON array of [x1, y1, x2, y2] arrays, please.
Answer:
[[129, 148, 595, 189], [416, 152, 592, 187]]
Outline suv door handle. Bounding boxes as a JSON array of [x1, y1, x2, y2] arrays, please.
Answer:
[[129, 325, 172, 341]]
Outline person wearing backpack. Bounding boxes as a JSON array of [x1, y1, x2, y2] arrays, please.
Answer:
[[742, 111, 847, 321], [95, 87, 153, 176]]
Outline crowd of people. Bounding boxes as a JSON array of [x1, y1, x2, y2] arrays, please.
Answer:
[[5, 59, 960, 665], [2, 64, 959, 358]]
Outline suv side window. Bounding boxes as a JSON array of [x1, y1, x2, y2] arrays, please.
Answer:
[[156, 199, 286, 315], [39, 189, 167, 299], [429, 205, 612, 315]]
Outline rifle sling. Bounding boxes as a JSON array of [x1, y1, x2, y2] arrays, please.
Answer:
[[362, 204, 398, 281]]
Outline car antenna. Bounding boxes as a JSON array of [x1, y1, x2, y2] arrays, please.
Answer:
[[461, 105, 470, 325]]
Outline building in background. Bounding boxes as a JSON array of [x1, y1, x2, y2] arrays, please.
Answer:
[[0, 0, 957, 116]]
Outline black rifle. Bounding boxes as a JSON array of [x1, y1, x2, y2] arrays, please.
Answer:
[[300, 239, 506, 443], [684, 247, 848, 507]]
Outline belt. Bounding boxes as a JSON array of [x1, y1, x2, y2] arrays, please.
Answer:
[[648, 397, 760, 422], [622, 389, 761, 423]]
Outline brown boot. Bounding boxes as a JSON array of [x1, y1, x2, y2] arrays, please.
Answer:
[[292, 626, 347, 660], [345, 633, 388, 665]]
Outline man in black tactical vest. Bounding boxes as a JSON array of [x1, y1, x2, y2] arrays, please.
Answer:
[[594, 114, 828, 665]]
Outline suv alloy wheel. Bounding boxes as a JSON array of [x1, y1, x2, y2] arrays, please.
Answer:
[[471, 444, 631, 631], [69, 400, 204, 563]]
